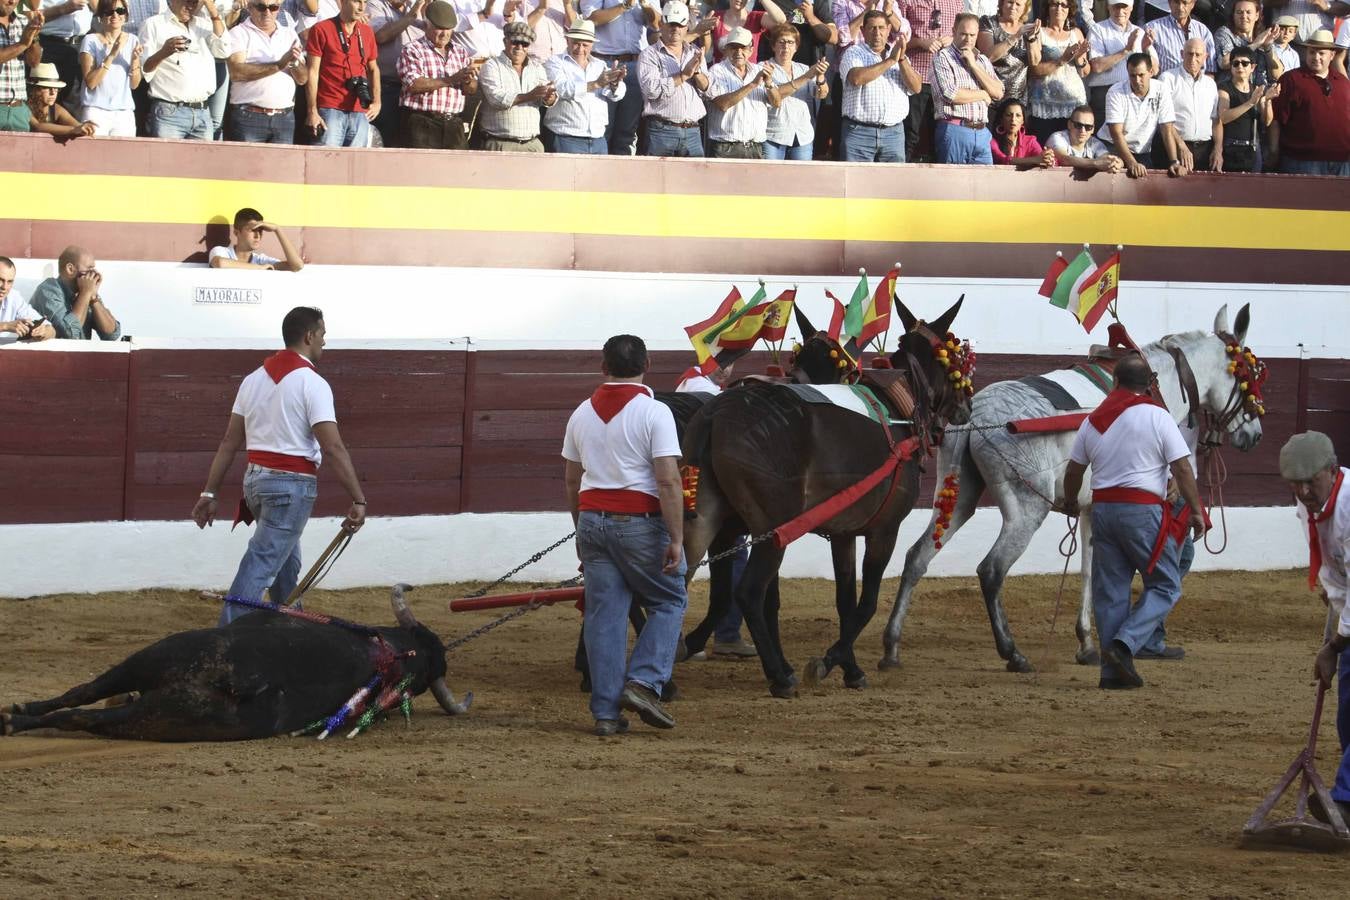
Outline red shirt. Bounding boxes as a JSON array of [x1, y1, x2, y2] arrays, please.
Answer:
[[1273, 67, 1350, 162], [306, 17, 378, 112]]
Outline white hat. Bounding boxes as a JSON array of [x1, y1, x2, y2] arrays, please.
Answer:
[[564, 18, 596, 41], [720, 26, 753, 48], [29, 62, 66, 89], [1301, 28, 1338, 49], [661, 0, 689, 24]]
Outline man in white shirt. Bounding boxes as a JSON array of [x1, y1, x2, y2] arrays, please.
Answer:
[[193, 306, 368, 627], [839, 8, 919, 162], [544, 18, 625, 153], [706, 26, 777, 158], [1281, 431, 1350, 825], [477, 18, 553, 149], [581, 0, 658, 154], [0, 256, 55, 342], [226, 0, 307, 142], [1061, 355, 1206, 690], [1086, 0, 1157, 125], [1099, 51, 1184, 176], [208, 207, 305, 271], [562, 334, 687, 736], [140, 0, 231, 138], [1045, 103, 1124, 171], [1158, 36, 1219, 171]]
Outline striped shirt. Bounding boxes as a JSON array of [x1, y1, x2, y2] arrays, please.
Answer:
[[398, 36, 474, 114], [1145, 15, 1215, 74], [706, 59, 770, 142], [839, 39, 914, 127], [477, 51, 550, 138], [901, 0, 963, 83], [544, 51, 625, 138], [637, 40, 707, 123], [932, 43, 996, 121], [0, 14, 28, 104]]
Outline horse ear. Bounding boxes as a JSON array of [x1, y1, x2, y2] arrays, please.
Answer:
[[793, 304, 818, 340], [930, 294, 965, 337], [1212, 304, 1230, 336], [1233, 303, 1251, 346], [895, 296, 918, 333]]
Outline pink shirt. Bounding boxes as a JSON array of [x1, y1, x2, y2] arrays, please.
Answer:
[[990, 130, 1042, 164]]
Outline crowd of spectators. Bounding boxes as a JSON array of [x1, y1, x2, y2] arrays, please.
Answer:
[[0, 0, 1347, 170]]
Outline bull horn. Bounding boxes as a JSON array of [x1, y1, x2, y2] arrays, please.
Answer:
[[390, 583, 418, 629], [430, 678, 473, 716]]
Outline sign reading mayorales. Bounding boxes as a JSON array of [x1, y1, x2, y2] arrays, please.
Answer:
[[194, 286, 263, 305]]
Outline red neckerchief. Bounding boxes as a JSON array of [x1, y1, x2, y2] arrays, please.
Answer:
[[1309, 469, 1344, 590], [1087, 387, 1164, 433], [589, 383, 650, 423], [262, 349, 315, 384]]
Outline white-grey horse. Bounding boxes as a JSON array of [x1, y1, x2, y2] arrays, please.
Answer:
[[879, 304, 1264, 672]]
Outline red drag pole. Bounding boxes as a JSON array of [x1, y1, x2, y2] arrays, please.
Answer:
[[449, 586, 585, 613]]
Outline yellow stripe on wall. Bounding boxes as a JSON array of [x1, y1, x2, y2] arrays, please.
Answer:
[[5, 171, 1349, 252]]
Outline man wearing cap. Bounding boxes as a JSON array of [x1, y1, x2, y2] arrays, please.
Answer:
[[544, 18, 626, 153], [305, 0, 382, 146], [226, 0, 308, 144], [140, 0, 232, 140], [1269, 15, 1300, 75], [478, 19, 554, 149], [1158, 37, 1221, 171], [838, 8, 919, 161], [1269, 28, 1350, 174], [581, 0, 658, 154], [1060, 354, 1206, 691], [1087, 0, 1158, 127], [0, 0, 42, 132], [1099, 51, 1185, 176], [931, 12, 1001, 163], [1282, 431, 1350, 827], [637, 0, 709, 157], [398, 0, 481, 148], [1144, 0, 1214, 74], [1265, 0, 1333, 44], [705, 26, 778, 158]]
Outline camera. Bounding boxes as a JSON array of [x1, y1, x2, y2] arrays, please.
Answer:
[[345, 76, 374, 106]]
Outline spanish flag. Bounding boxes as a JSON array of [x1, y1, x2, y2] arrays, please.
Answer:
[[1074, 252, 1120, 333], [855, 266, 899, 348], [684, 286, 744, 365], [718, 286, 791, 349]]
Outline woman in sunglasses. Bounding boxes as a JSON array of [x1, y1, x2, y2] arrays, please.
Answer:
[[1217, 46, 1271, 173], [78, 0, 143, 136], [1026, 0, 1088, 143]]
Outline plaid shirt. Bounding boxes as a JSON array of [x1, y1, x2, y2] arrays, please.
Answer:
[[397, 37, 473, 115], [932, 44, 996, 121], [902, 0, 963, 83], [1146, 15, 1215, 75], [0, 14, 29, 103], [839, 39, 914, 127], [477, 51, 549, 139]]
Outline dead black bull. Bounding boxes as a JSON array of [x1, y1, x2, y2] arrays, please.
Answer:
[[2, 585, 471, 742]]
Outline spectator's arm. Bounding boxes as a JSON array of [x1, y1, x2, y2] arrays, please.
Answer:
[[210, 253, 271, 269], [1108, 121, 1144, 175], [546, 57, 587, 99], [376, 0, 423, 43], [708, 67, 762, 111], [305, 52, 322, 123], [89, 298, 120, 340], [41, 0, 84, 21], [1209, 111, 1222, 171], [641, 0, 657, 27], [760, 2, 786, 26], [1264, 116, 1279, 168], [845, 52, 896, 87], [269, 226, 304, 272], [834, 0, 864, 46], [803, 0, 835, 45], [229, 49, 291, 82], [966, 54, 1001, 100], [0, 13, 41, 65], [638, 48, 673, 101], [586, 0, 626, 26], [29, 286, 85, 339], [1265, 45, 1284, 81]]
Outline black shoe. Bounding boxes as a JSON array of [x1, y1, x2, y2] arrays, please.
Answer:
[[593, 717, 630, 736], [1103, 640, 1144, 688], [661, 679, 680, 703], [1135, 646, 1185, 661], [1098, 676, 1141, 690], [620, 681, 675, 729]]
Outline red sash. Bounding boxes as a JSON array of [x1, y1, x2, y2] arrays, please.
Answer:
[[1092, 486, 1208, 574], [1308, 470, 1344, 590], [579, 488, 662, 514]]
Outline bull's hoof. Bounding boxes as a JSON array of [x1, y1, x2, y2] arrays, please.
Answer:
[[877, 654, 901, 671], [1, 712, 11, 736], [801, 657, 829, 687], [768, 675, 799, 699], [1075, 647, 1101, 666], [104, 692, 137, 708], [843, 672, 868, 690], [1006, 654, 1034, 674], [7, 703, 24, 715]]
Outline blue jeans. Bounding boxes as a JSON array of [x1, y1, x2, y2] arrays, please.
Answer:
[[605, 58, 643, 155], [1279, 157, 1350, 176], [841, 119, 904, 162], [764, 139, 813, 160], [148, 101, 213, 140], [577, 511, 688, 721], [220, 465, 319, 626], [209, 59, 228, 140], [1142, 501, 1195, 654], [713, 543, 749, 643], [226, 105, 296, 143], [1090, 502, 1183, 681], [553, 133, 608, 154], [1335, 646, 1350, 802], [644, 118, 704, 157], [318, 107, 369, 148], [935, 120, 994, 165]]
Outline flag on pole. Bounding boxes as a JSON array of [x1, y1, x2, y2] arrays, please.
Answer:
[[1041, 249, 1095, 309], [718, 285, 788, 349], [825, 291, 846, 341], [683, 287, 743, 366], [855, 266, 898, 348], [1073, 252, 1121, 333], [842, 270, 870, 340], [759, 289, 796, 342]]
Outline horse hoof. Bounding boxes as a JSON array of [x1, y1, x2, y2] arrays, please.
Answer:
[[769, 675, 799, 699], [801, 657, 829, 687], [844, 673, 868, 690], [1075, 648, 1101, 666], [877, 655, 901, 671], [1006, 655, 1034, 674]]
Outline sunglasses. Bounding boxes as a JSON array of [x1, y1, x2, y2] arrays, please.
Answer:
[[1069, 120, 1093, 129], [103, 6, 127, 14], [1230, 58, 1253, 66], [508, 38, 531, 46], [253, 2, 281, 10], [928, 7, 941, 29]]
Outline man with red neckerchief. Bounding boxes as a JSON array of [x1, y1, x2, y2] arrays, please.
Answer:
[[1282, 431, 1350, 825], [562, 334, 688, 736], [192, 306, 368, 627], [1061, 354, 1206, 691]]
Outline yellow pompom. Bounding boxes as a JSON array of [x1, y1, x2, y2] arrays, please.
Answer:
[[829, 349, 839, 359]]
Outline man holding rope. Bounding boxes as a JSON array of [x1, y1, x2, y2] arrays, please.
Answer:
[[1061, 354, 1206, 690], [192, 306, 368, 626], [1283, 431, 1350, 824]]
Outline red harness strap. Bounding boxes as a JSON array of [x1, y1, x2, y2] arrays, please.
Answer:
[[1092, 486, 1208, 573]]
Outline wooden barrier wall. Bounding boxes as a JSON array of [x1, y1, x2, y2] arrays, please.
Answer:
[[1, 348, 1344, 526]]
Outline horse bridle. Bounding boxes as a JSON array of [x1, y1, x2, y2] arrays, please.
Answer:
[[1165, 331, 1264, 452]]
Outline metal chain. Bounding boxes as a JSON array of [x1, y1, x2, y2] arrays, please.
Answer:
[[459, 531, 577, 600]]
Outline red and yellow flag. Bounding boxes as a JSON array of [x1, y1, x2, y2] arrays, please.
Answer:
[[1074, 252, 1120, 333], [683, 287, 743, 365], [855, 266, 899, 348], [824, 291, 846, 341]]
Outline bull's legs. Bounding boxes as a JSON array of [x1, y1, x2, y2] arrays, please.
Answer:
[[735, 543, 796, 698], [8, 661, 146, 718], [976, 496, 1053, 673], [1074, 512, 1099, 665]]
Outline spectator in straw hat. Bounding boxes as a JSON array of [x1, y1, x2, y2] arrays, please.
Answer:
[[544, 18, 626, 153], [1280, 431, 1350, 827], [26, 62, 97, 137], [477, 18, 554, 149], [705, 25, 777, 158], [1268, 15, 1300, 75], [397, 0, 480, 148], [0, 0, 42, 132], [1268, 27, 1350, 174]]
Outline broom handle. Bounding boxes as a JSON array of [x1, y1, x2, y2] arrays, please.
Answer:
[[285, 528, 351, 605], [1306, 681, 1327, 759]]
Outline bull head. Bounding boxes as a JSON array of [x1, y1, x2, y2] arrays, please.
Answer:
[[391, 584, 473, 716]]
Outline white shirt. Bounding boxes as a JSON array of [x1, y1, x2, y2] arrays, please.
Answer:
[[706, 58, 770, 143], [39, 0, 93, 39], [1271, 42, 1300, 74], [1047, 129, 1112, 158], [1098, 78, 1174, 153], [765, 59, 816, 147], [140, 10, 231, 102], [561, 384, 680, 498], [0, 289, 40, 343], [1086, 18, 1157, 88], [839, 36, 913, 127], [227, 18, 305, 107], [209, 245, 282, 266], [1145, 14, 1214, 74], [1158, 66, 1217, 141], [1069, 403, 1191, 497], [578, 0, 659, 56], [675, 374, 719, 393], [1297, 468, 1350, 638], [544, 51, 625, 138], [452, 17, 505, 59], [232, 356, 336, 467]]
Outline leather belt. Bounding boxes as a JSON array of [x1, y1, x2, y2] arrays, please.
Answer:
[[157, 99, 209, 109], [0, 99, 25, 107], [652, 116, 700, 128], [484, 132, 537, 142], [1223, 138, 1256, 147], [237, 104, 293, 115], [943, 117, 987, 129], [594, 51, 639, 62], [843, 116, 896, 129], [588, 509, 661, 519], [409, 108, 464, 122]]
